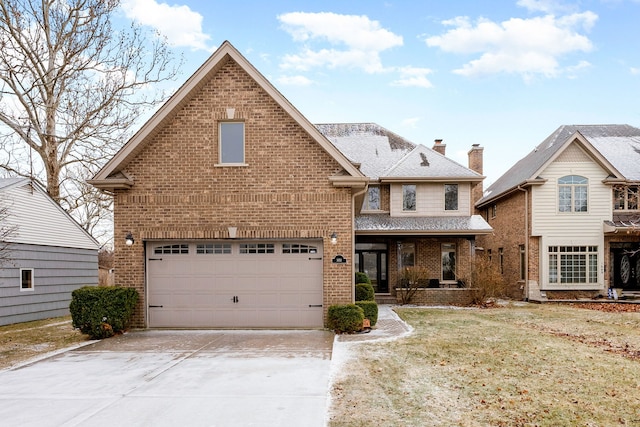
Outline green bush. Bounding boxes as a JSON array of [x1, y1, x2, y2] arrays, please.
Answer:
[[355, 282, 375, 301], [327, 304, 364, 333], [355, 301, 378, 326], [70, 286, 139, 339], [355, 272, 371, 284]]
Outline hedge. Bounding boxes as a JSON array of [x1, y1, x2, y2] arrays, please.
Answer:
[[355, 283, 375, 301], [327, 304, 364, 333], [70, 286, 139, 340], [355, 301, 378, 326], [355, 272, 371, 284]]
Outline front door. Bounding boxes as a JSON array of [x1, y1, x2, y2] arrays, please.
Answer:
[[356, 243, 388, 293]]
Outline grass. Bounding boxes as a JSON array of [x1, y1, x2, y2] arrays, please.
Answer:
[[0, 316, 89, 370], [328, 303, 640, 426]]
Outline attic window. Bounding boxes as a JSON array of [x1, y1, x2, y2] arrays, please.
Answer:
[[219, 121, 245, 164]]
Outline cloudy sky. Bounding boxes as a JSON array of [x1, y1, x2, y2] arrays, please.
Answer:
[[118, 0, 640, 186]]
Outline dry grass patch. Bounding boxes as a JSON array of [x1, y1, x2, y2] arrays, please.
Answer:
[[0, 316, 88, 370], [329, 304, 640, 426]]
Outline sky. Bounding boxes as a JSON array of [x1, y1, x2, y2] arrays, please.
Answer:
[[117, 0, 640, 186]]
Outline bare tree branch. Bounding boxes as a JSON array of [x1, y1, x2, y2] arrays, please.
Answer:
[[0, 0, 182, 241]]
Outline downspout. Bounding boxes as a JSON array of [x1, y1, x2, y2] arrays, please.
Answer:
[[352, 185, 368, 303], [517, 185, 529, 300]]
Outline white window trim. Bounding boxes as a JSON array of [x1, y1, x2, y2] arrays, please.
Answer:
[[20, 268, 34, 292]]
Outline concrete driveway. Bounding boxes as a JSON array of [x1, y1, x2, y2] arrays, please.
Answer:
[[0, 329, 333, 427]]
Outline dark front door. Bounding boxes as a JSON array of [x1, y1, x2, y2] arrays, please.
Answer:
[[356, 248, 388, 293]]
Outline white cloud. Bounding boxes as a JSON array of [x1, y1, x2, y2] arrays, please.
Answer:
[[391, 66, 434, 88], [120, 0, 213, 52], [425, 11, 597, 79], [631, 67, 640, 75], [278, 12, 402, 73], [276, 75, 313, 86], [401, 117, 421, 128]]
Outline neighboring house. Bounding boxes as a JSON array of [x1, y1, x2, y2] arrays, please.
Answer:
[[0, 178, 99, 326], [89, 41, 491, 328], [476, 125, 640, 300], [317, 124, 492, 301]]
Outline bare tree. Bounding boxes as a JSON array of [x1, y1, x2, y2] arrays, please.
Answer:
[[0, 0, 180, 237], [0, 197, 17, 265]]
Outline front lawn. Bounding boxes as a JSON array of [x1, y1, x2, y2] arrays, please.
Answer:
[[328, 303, 640, 426]]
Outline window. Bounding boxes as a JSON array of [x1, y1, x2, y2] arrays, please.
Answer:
[[219, 122, 245, 164], [399, 242, 415, 268], [444, 184, 458, 211], [548, 246, 598, 284], [363, 186, 380, 210], [240, 243, 274, 254], [402, 185, 416, 211], [487, 249, 492, 262], [490, 204, 497, 219], [196, 243, 231, 254], [519, 245, 526, 281], [282, 244, 317, 254], [442, 244, 456, 281], [20, 268, 34, 291], [558, 175, 588, 212], [154, 244, 189, 254], [614, 185, 639, 210], [498, 248, 504, 274]]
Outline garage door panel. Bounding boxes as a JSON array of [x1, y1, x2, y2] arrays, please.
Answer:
[[147, 241, 324, 328]]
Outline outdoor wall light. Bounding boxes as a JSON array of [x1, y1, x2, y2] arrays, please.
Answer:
[[125, 232, 135, 246], [330, 232, 338, 245]]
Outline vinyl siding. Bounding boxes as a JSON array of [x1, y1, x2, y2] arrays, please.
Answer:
[[531, 144, 610, 290], [0, 244, 98, 326], [390, 182, 471, 216], [1, 182, 99, 250]]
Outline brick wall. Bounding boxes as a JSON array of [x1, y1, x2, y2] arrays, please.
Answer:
[[477, 190, 529, 299], [113, 58, 354, 327]]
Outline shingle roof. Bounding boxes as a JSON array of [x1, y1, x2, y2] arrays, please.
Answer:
[[478, 124, 640, 206], [355, 214, 492, 234], [315, 123, 414, 180], [316, 123, 482, 181]]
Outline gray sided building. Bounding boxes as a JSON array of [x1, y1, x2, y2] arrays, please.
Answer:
[[0, 178, 99, 326]]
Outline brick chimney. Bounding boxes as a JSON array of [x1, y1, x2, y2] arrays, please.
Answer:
[[468, 144, 483, 175], [468, 144, 484, 206], [432, 139, 446, 156]]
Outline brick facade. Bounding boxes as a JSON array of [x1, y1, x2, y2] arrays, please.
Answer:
[[113, 58, 355, 327], [476, 190, 529, 299]]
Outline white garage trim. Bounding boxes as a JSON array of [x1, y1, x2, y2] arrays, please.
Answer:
[[146, 240, 324, 328]]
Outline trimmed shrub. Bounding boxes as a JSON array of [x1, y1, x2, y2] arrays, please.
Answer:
[[70, 286, 139, 340], [355, 282, 375, 301], [327, 304, 364, 333], [355, 301, 378, 326], [355, 272, 371, 284]]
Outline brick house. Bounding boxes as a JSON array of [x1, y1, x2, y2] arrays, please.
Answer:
[[317, 124, 492, 304], [476, 125, 640, 300], [89, 41, 491, 328]]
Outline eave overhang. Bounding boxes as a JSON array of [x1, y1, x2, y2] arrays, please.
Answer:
[[380, 176, 484, 183]]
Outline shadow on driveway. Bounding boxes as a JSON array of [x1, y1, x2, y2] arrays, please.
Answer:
[[0, 329, 333, 427]]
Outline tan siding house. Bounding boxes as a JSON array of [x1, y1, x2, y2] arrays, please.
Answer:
[[477, 125, 640, 300]]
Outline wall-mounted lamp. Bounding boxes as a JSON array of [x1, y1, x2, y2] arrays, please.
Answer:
[[330, 232, 338, 245], [125, 232, 135, 246]]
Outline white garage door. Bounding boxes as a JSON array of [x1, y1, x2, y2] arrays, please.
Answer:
[[146, 240, 324, 328]]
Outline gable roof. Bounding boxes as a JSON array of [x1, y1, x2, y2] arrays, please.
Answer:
[[89, 41, 365, 191], [317, 123, 483, 182], [477, 124, 640, 207], [0, 178, 99, 250]]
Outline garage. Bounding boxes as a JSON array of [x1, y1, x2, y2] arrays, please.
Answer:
[[146, 240, 324, 328]]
